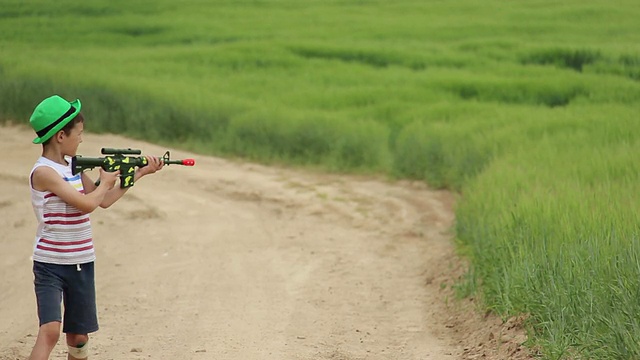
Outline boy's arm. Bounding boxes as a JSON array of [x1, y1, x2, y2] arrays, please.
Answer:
[[32, 166, 119, 214], [82, 156, 164, 209]]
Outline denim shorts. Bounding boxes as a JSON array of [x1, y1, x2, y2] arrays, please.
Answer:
[[33, 261, 99, 334]]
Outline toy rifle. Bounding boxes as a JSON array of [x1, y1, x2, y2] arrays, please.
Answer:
[[71, 148, 195, 188]]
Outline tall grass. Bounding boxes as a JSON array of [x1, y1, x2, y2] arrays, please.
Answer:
[[455, 107, 640, 357], [2, 0, 640, 358]]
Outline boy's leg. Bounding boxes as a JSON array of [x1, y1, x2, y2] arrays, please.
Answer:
[[29, 321, 61, 360], [66, 333, 89, 360], [31, 261, 64, 360], [62, 262, 98, 360]]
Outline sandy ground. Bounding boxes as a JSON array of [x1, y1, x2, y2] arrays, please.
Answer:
[[0, 125, 532, 360]]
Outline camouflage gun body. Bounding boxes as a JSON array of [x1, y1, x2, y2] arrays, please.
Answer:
[[72, 148, 194, 188]]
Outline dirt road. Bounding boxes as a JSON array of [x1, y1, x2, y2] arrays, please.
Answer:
[[0, 125, 528, 359]]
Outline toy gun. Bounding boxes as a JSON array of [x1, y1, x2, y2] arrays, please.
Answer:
[[71, 148, 195, 188]]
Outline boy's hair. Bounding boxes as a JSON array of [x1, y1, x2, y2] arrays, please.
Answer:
[[42, 113, 84, 146]]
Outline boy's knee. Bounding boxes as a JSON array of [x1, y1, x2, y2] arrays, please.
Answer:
[[66, 334, 90, 359], [66, 333, 89, 347]]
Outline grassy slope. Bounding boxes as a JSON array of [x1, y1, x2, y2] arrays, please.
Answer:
[[2, 0, 640, 358]]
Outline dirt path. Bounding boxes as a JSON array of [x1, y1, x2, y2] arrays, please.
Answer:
[[0, 125, 529, 359]]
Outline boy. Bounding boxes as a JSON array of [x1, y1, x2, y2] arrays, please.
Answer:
[[27, 95, 164, 360]]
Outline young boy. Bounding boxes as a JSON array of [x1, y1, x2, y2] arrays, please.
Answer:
[[27, 95, 164, 360]]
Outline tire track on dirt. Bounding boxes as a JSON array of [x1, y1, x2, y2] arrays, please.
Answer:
[[0, 125, 468, 360]]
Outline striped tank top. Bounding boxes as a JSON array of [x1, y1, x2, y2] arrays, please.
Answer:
[[30, 156, 95, 265]]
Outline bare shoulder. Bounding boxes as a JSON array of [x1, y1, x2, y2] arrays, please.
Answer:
[[31, 166, 62, 192]]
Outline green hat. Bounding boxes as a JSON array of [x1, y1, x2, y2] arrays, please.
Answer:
[[30, 95, 82, 144]]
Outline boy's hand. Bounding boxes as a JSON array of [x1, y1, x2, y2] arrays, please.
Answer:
[[99, 169, 120, 190], [139, 156, 164, 177]]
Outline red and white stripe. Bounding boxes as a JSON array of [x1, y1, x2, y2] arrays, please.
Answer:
[[30, 157, 96, 265]]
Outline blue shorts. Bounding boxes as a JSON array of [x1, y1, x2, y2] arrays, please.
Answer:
[[33, 261, 99, 334]]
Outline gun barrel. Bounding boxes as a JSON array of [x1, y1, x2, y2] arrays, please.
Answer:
[[164, 158, 195, 166], [101, 148, 141, 155]]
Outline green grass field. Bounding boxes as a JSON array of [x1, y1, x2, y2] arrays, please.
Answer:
[[2, 0, 640, 358]]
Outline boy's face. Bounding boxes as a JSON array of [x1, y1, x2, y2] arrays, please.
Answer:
[[60, 122, 84, 157]]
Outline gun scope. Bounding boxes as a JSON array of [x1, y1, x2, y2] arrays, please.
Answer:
[[101, 148, 142, 155]]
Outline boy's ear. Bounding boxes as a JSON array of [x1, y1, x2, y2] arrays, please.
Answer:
[[55, 130, 65, 142]]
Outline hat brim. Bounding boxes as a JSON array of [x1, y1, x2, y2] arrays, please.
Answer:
[[32, 99, 82, 144]]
